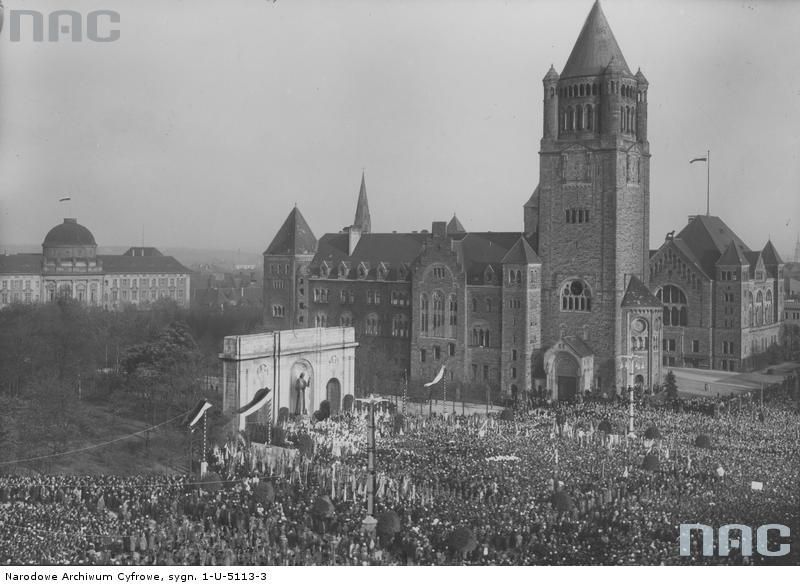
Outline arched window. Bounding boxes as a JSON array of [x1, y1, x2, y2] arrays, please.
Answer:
[[365, 313, 380, 336], [447, 294, 457, 336], [392, 314, 409, 338], [485, 298, 492, 312], [657, 285, 688, 326], [575, 105, 583, 130], [560, 279, 592, 312], [433, 291, 445, 336], [747, 291, 754, 327], [567, 107, 574, 131], [472, 297, 478, 312], [620, 106, 625, 132], [756, 291, 764, 326], [516, 270, 522, 284], [420, 294, 429, 334], [339, 311, 353, 327], [765, 290, 773, 324], [586, 104, 593, 130]]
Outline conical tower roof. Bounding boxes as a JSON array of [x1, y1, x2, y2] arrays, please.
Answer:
[[561, 1, 631, 79], [353, 172, 371, 233], [447, 214, 466, 235], [502, 236, 540, 265], [264, 206, 317, 256]]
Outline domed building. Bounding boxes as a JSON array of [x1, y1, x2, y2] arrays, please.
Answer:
[[0, 218, 191, 309]]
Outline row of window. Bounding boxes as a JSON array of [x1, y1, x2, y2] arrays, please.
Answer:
[[307, 312, 412, 338], [272, 305, 285, 317], [269, 264, 291, 275], [419, 343, 457, 363], [557, 81, 645, 102], [421, 293, 457, 337], [311, 288, 410, 306], [565, 208, 590, 224], [1, 279, 35, 290]]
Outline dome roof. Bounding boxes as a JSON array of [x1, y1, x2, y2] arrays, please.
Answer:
[[43, 218, 97, 247]]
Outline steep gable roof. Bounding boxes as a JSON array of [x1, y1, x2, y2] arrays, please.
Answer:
[[561, 1, 631, 79], [621, 275, 661, 308], [716, 240, 749, 267], [673, 215, 750, 276], [264, 207, 317, 256], [760, 240, 783, 266], [312, 232, 425, 279]]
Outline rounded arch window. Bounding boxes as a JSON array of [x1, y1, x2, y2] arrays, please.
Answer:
[[656, 285, 688, 326], [561, 279, 592, 312]]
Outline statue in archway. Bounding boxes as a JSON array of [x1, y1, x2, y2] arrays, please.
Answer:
[[295, 372, 311, 415]]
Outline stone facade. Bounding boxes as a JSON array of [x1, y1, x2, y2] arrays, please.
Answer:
[[219, 327, 357, 430]]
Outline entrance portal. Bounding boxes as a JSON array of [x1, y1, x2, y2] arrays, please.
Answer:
[[555, 353, 580, 402], [326, 378, 342, 414]]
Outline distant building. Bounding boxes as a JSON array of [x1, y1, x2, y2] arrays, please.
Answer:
[[649, 216, 784, 371], [785, 298, 800, 325], [192, 267, 262, 310], [0, 218, 191, 309]]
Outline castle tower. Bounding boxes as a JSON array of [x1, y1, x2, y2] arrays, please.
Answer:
[[537, 1, 651, 396], [263, 206, 317, 330]]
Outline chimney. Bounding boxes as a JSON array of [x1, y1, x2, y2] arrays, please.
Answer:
[[348, 226, 362, 255], [432, 221, 447, 239]]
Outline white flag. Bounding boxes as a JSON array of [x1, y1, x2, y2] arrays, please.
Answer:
[[424, 365, 446, 387]]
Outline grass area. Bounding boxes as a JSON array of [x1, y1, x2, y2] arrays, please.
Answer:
[[1, 395, 196, 477]]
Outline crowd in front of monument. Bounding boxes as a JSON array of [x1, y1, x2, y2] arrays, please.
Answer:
[[1, 383, 798, 565]]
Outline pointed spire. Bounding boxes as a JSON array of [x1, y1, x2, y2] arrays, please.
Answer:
[[353, 171, 371, 234], [561, 0, 631, 79], [264, 207, 317, 256]]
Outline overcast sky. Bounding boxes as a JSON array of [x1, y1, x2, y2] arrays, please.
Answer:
[[1, 0, 798, 259]]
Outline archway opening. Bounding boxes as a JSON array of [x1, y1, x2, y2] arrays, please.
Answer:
[[325, 378, 342, 414], [555, 353, 580, 402]]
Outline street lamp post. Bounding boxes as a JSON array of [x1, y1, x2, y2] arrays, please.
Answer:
[[362, 394, 378, 534], [619, 354, 641, 434]]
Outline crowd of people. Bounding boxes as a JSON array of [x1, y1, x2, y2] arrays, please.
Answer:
[[1, 386, 798, 565]]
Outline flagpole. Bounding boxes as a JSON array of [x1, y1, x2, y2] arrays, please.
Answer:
[[706, 149, 710, 216]]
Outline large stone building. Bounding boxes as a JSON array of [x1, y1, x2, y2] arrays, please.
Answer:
[[649, 216, 785, 372], [0, 218, 191, 310], [261, 1, 783, 401]]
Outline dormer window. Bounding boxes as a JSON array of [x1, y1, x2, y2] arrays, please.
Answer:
[[398, 264, 408, 281], [377, 262, 389, 280], [338, 261, 350, 279], [484, 266, 495, 284], [320, 261, 331, 278], [358, 263, 369, 279]]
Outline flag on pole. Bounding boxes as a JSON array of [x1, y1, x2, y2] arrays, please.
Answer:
[[424, 365, 445, 387], [689, 157, 707, 164], [187, 399, 212, 427], [58, 197, 72, 202], [237, 387, 272, 418]]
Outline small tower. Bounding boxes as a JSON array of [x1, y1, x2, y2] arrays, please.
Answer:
[[263, 206, 317, 330], [501, 237, 542, 396]]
